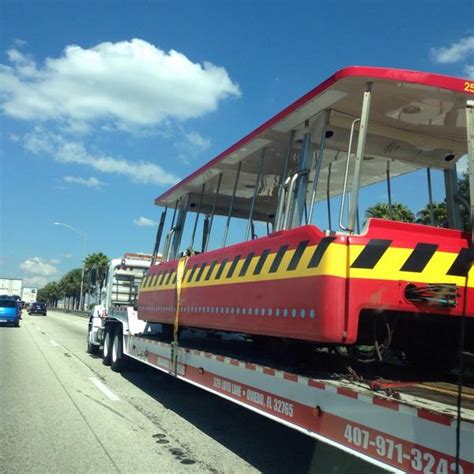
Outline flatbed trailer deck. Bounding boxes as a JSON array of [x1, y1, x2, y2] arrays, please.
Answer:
[[106, 307, 474, 473]]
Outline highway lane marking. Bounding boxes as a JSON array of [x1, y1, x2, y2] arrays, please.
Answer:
[[50, 314, 89, 327], [89, 377, 120, 401]]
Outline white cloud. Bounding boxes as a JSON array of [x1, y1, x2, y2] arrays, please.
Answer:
[[175, 129, 212, 164], [430, 36, 474, 63], [24, 127, 180, 186], [23, 276, 51, 288], [64, 175, 105, 188], [20, 257, 58, 277], [184, 131, 211, 150], [133, 216, 156, 227], [14, 39, 27, 47], [0, 39, 241, 131], [465, 64, 474, 79]]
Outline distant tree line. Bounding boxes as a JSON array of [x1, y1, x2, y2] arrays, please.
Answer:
[[37, 252, 109, 310]]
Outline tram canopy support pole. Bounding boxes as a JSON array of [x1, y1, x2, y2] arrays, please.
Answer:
[[204, 173, 222, 252], [427, 168, 434, 226], [274, 131, 295, 231], [386, 161, 393, 220], [170, 196, 189, 261], [466, 100, 474, 242], [348, 82, 372, 233], [308, 110, 330, 224], [222, 161, 242, 247], [245, 149, 265, 241], [189, 183, 205, 249], [327, 162, 333, 231], [152, 207, 167, 265], [444, 168, 462, 230], [290, 132, 312, 229]]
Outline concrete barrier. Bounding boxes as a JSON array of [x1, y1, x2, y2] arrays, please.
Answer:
[[50, 308, 90, 319]]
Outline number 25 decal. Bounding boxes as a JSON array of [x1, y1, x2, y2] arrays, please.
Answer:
[[464, 81, 474, 93]]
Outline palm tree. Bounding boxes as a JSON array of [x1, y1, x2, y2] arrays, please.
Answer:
[[416, 202, 448, 227], [365, 202, 415, 223], [84, 252, 109, 303], [457, 172, 470, 231], [58, 269, 85, 310], [37, 282, 62, 307], [416, 173, 470, 231]]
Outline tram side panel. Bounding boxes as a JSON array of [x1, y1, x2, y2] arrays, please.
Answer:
[[138, 218, 474, 347], [346, 219, 474, 352], [138, 224, 349, 343]]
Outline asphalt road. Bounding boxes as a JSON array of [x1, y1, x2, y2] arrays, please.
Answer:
[[0, 310, 386, 473]]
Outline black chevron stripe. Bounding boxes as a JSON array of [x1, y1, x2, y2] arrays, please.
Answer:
[[351, 239, 392, 269]]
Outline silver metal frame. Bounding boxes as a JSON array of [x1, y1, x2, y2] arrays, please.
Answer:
[[348, 83, 372, 232], [170, 200, 179, 230], [282, 173, 299, 230], [274, 131, 295, 230], [426, 168, 434, 225], [275, 176, 291, 231], [170, 196, 189, 260], [245, 149, 265, 241], [326, 161, 333, 231], [204, 173, 222, 252], [308, 110, 330, 223], [152, 207, 167, 265], [467, 100, 474, 242], [444, 168, 462, 230], [189, 184, 205, 249], [222, 161, 242, 247], [338, 118, 360, 231], [162, 229, 176, 261], [289, 132, 312, 229], [386, 161, 393, 220]]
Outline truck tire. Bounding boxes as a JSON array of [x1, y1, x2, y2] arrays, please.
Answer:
[[103, 326, 113, 366], [111, 330, 125, 372], [87, 341, 100, 355]]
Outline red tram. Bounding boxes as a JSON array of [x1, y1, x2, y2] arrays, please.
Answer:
[[138, 66, 474, 363]]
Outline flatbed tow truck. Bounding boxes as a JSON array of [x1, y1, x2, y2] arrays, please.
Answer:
[[97, 307, 474, 473], [89, 67, 474, 473]]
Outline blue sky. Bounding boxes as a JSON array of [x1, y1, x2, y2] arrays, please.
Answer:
[[1, 0, 473, 288]]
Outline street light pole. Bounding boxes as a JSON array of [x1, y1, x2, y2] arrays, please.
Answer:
[[54, 222, 87, 311]]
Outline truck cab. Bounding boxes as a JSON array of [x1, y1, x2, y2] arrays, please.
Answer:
[[87, 253, 154, 354]]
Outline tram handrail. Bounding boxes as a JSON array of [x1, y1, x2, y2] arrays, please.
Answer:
[[338, 118, 360, 232], [275, 176, 291, 230], [282, 173, 299, 230], [162, 228, 176, 262]]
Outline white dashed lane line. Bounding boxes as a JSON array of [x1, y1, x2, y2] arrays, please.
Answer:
[[89, 377, 120, 401]]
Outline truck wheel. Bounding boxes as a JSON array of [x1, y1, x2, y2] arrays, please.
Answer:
[[111, 330, 125, 372], [103, 327, 113, 366], [87, 341, 100, 355]]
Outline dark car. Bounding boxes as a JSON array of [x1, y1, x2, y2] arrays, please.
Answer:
[[0, 299, 21, 326], [28, 302, 47, 316]]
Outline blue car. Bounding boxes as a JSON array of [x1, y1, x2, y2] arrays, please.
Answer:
[[0, 299, 21, 327]]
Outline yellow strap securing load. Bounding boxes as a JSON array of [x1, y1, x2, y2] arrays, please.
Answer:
[[170, 256, 188, 376]]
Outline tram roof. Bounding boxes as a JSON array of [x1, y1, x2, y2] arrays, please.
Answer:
[[155, 66, 473, 221]]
